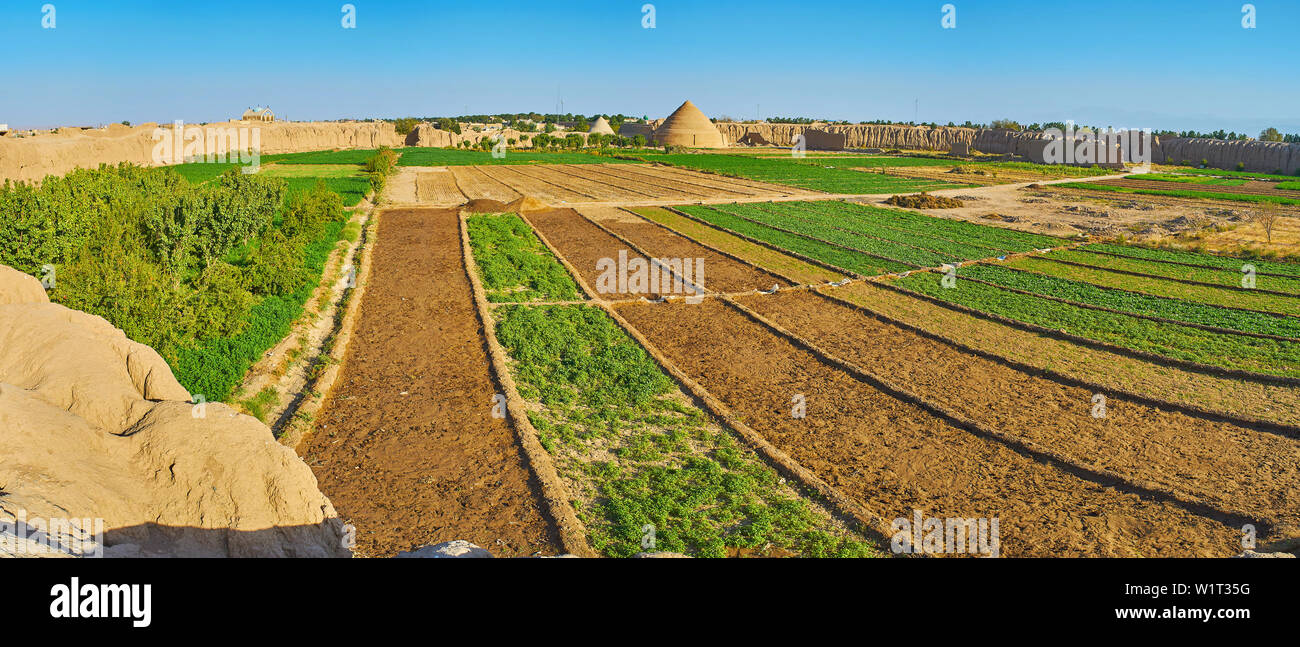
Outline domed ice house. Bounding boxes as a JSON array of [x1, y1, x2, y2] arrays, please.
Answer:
[[651, 100, 727, 148]]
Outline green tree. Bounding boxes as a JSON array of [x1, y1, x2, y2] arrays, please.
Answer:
[[1260, 127, 1284, 142]]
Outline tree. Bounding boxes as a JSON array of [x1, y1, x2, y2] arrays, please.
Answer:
[[1260, 127, 1284, 142], [393, 117, 418, 135], [632, 134, 646, 148], [990, 119, 1023, 131], [1254, 202, 1281, 244]]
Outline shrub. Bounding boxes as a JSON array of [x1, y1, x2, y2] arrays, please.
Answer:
[[243, 230, 308, 296]]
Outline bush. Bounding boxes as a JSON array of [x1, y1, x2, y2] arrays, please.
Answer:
[[243, 230, 309, 296]]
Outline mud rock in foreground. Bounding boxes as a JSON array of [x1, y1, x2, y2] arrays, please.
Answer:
[[0, 264, 349, 558]]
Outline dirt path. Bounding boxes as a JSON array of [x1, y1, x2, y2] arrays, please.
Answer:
[[613, 299, 1239, 556], [733, 289, 1300, 540], [300, 207, 560, 557]]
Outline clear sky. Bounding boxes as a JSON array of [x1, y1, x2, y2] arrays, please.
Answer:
[[3, 0, 1296, 134]]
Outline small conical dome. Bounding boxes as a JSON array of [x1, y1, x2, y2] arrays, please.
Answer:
[[588, 117, 616, 135], [652, 100, 726, 148]]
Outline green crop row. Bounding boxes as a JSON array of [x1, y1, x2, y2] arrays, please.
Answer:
[[638, 153, 966, 194], [710, 203, 945, 267], [1048, 248, 1300, 293], [1006, 256, 1300, 317], [892, 272, 1300, 377], [466, 213, 580, 302], [964, 264, 1300, 338], [676, 205, 904, 276], [764, 201, 1010, 260], [1082, 242, 1300, 278], [493, 304, 876, 558], [816, 199, 1061, 251], [1055, 182, 1300, 205], [1276, 180, 1300, 190], [1168, 167, 1300, 182], [1129, 173, 1247, 186]]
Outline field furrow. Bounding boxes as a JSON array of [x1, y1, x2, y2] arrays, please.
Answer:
[[890, 271, 1300, 378], [576, 206, 790, 293], [301, 208, 560, 557], [1006, 256, 1300, 317], [614, 299, 1240, 557], [733, 289, 1300, 537], [476, 165, 594, 203], [449, 165, 521, 202], [826, 281, 1300, 428]]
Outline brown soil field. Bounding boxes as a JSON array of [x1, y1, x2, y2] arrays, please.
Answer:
[[733, 289, 1300, 540], [522, 209, 647, 299], [523, 164, 658, 201], [614, 299, 1240, 557], [476, 165, 595, 203], [629, 207, 843, 284], [449, 166, 521, 202], [300, 207, 559, 557], [581, 165, 756, 198], [826, 281, 1300, 428], [646, 163, 815, 194], [415, 168, 467, 204], [576, 206, 791, 293], [555, 165, 708, 200]]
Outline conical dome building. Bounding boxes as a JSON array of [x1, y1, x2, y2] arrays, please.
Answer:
[[588, 116, 616, 135], [651, 100, 727, 148]]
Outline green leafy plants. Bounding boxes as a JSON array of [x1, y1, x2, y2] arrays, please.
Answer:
[[892, 271, 1300, 377], [494, 304, 876, 558], [466, 213, 580, 302]]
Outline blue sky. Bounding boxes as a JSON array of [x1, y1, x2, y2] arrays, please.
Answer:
[[3, 0, 1296, 134]]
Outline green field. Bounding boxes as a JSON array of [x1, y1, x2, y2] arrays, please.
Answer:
[[170, 161, 371, 206], [675, 205, 905, 275], [260, 149, 385, 165], [763, 200, 1057, 255], [638, 153, 969, 193], [1163, 167, 1300, 182], [891, 270, 1300, 377], [466, 213, 581, 303], [493, 304, 875, 558], [963, 263, 1300, 338], [1004, 256, 1300, 317], [1081, 243, 1300, 278], [1055, 181, 1300, 205], [1042, 248, 1300, 293], [1130, 173, 1247, 186]]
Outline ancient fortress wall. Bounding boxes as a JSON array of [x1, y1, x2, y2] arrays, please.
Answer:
[[0, 120, 408, 183], [5, 120, 1297, 183], [714, 122, 1300, 173]]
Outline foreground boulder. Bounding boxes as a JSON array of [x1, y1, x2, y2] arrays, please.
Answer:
[[0, 264, 349, 558]]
